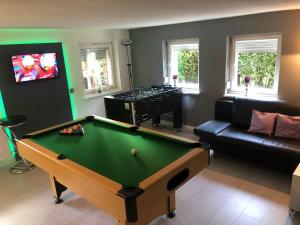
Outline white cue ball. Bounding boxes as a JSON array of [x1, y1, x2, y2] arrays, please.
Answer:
[[131, 148, 137, 156]]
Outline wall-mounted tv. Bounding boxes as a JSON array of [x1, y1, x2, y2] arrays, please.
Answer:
[[12, 53, 58, 83]]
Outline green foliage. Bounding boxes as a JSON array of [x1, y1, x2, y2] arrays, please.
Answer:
[[178, 50, 199, 83], [238, 52, 277, 89]]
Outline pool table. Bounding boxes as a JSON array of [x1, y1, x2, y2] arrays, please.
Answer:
[[16, 116, 209, 225]]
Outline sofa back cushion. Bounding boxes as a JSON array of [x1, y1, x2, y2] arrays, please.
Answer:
[[215, 98, 234, 122], [232, 98, 300, 129]]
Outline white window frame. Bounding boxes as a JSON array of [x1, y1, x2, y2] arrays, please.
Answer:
[[226, 33, 282, 97], [79, 42, 119, 98], [163, 38, 200, 94]]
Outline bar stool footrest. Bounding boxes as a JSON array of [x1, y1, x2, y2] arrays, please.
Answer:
[[9, 159, 35, 174]]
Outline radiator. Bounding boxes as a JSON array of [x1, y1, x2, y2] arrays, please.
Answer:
[[0, 128, 12, 160]]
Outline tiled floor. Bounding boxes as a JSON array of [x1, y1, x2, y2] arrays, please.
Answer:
[[0, 121, 300, 225]]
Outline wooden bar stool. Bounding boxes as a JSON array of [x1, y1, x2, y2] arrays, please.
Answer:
[[0, 115, 35, 174]]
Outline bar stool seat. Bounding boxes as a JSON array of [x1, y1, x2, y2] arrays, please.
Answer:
[[0, 115, 26, 127], [0, 115, 35, 174]]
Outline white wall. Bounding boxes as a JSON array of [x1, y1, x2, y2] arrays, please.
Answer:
[[0, 28, 130, 119]]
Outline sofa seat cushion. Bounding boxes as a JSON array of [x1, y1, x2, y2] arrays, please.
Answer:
[[194, 120, 231, 144], [217, 126, 300, 158], [217, 127, 265, 148], [262, 137, 300, 156]]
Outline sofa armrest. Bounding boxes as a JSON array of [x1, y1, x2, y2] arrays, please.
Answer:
[[194, 120, 231, 144]]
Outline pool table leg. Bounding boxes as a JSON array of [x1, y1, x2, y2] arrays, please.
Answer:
[[118, 220, 125, 225], [49, 175, 67, 204], [167, 191, 176, 218]]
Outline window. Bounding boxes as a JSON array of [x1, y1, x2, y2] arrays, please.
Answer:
[[80, 42, 117, 96], [163, 39, 199, 94], [226, 34, 281, 97]]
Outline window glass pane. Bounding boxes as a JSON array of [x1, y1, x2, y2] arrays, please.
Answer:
[[80, 45, 115, 94], [169, 42, 199, 88], [237, 52, 277, 89]]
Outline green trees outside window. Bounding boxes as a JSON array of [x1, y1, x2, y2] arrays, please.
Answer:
[[237, 52, 277, 89], [178, 49, 199, 83]]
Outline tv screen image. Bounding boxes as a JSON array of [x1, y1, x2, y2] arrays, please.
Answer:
[[12, 53, 58, 83]]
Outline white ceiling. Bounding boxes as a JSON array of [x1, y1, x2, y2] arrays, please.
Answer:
[[1, 0, 300, 29]]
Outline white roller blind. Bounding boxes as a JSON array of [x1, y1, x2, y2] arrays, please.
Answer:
[[236, 39, 278, 53]]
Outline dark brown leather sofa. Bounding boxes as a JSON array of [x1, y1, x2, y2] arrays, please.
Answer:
[[194, 97, 300, 170]]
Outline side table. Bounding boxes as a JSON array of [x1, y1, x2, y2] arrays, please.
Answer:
[[289, 163, 300, 215]]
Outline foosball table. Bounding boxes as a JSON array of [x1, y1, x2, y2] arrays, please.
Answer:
[[104, 86, 182, 130]]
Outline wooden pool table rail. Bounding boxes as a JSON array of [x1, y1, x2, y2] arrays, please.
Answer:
[[135, 147, 208, 225], [138, 126, 199, 144], [25, 115, 135, 138], [17, 138, 126, 220], [16, 116, 209, 225]]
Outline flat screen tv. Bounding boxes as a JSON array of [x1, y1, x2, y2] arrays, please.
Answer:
[[12, 53, 58, 83]]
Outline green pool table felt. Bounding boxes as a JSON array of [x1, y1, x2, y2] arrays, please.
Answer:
[[30, 119, 194, 188]]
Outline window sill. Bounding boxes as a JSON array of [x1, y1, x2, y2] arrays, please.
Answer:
[[166, 83, 200, 95], [224, 92, 279, 101], [83, 88, 122, 100], [182, 89, 200, 95]]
